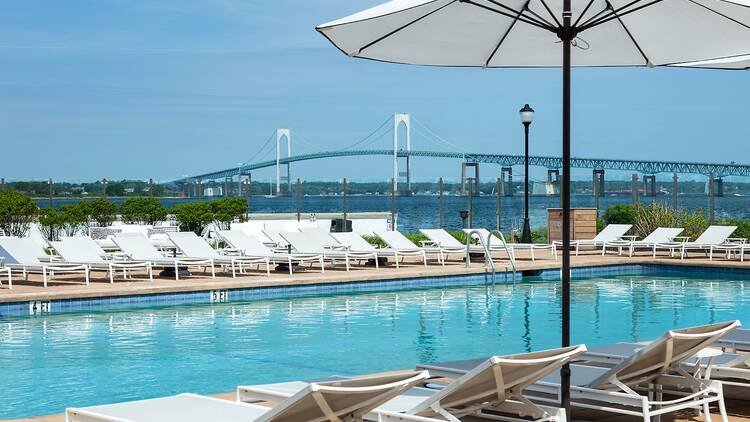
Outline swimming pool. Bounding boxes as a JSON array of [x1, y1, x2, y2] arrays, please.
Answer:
[[1, 269, 747, 418]]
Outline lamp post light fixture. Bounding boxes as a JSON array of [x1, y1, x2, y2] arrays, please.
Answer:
[[519, 104, 534, 244]]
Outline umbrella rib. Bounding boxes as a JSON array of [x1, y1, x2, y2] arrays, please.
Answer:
[[481, 0, 553, 27], [605, 0, 651, 66], [573, 0, 598, 28], [579, 0, 664, 32], [482, 0, 530, 67], [357, 0, 459, 55], [577, 7, 613, 29], [687, 0, 750, 31], [463, 0, 556, 31], [537, 0, 562, 28]]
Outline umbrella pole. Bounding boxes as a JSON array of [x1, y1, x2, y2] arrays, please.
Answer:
[[561, 0, 572, 416]]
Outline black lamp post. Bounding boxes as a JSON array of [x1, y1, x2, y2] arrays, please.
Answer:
[[519, 104, 534, 244]]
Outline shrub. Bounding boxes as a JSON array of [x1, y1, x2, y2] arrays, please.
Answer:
[[603, 204, 634, 225], [82, 198, 117, 227], [403, 231, 428, 245], [362, 234, 387, 248], [121, 197, 167, 225], [447, 230, 468, 245], [723, 218, 750, 239], [678, 208, 709, 240], [59, 203, 89, 236], [0, 190, 37, 236], [37, 207, 64, 241], [211, 198, 248, 230], [171, 202, 213, 235], [530, 227, 548, 244], [633, 202, 677, 238]]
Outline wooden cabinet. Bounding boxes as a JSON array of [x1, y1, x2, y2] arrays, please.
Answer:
[[547, 208, 598, 242]]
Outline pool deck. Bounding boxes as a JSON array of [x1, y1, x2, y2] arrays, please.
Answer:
[[2, 249, 750, 304], [4, 249, 750, 422]]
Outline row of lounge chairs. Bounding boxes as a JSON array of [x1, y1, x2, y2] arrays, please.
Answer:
[[66, 320, 746, 422]]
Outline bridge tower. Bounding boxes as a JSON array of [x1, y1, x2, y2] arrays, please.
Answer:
[[276, 129, 291, 195], [393, 113, 411, 194]]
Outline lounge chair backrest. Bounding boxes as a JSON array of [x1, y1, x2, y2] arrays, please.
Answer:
[[694, 225, 737, 244], [464, 228, 506, 247], [264, 229, 296, 246], [218, 230, 274, 256], [642, 227, 684, 243], [281, 232, 328, 254], [112, 233, 164, 260], [420, 229, 463, 248], [587, 320, 740, 390], [167, 232, 220, 258], [0, 237, 44, 265], [256, 371, 429, 422], [592, 224, 632, 242], [299, 228, 338, 246], [408, 345, 587, 418], [351, 219, 388, 236], [230, 221, 275, 244], [51, 237, 107, 263], [330, 233, 376, 252], [374, 231, 418, 250]]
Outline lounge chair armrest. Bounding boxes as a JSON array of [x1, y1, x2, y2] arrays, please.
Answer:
[[173, 258, 214, 266], [620, 235, 637, 241], [109, 261, 151, 269], [419, 240, 439, 246], [726, 237, 747, 244], [219, 248, 242, 256], [45, 264, 89, 272], [672, 236, 690, 243]]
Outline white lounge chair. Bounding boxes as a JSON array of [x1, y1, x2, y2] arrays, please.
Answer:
[[717, 328, 750, 353], [464, 228, 555, 262], [218, 230, 324, 275], [374, 230, 438, 267], [652, 225, 737, 260], [581, 324, 750, 399], [66, 370, 429, 422], [0, 260, 12, 290], [329, 232, 410, 267], [601, 227, 684, 257], [419, 229, 476, 262], [112, 233, 215, 280], [167, 232, 270, 278], [51, 236, 153, 284], [0, 237, 89, 287], [419, 321, 739, 422], [553, 224, 632, 256], [281, 231, 378, 271], [240, 345, 587, 422]]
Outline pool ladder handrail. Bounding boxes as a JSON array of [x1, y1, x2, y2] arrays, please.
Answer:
[[465, 230, 517, 282]]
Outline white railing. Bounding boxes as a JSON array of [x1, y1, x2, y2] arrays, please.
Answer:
[[465, 229, 517, 282]]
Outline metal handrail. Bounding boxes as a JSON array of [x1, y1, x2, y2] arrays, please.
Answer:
[[465, 230, 517, 282]]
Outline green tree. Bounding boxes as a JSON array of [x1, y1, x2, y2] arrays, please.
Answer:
[[121, 197, 167, 225], [0, 190, 37, 236], [211, 197, 247, 230], [60, 203, 90, 236], [105, 183, 126, 197], [603, 204, 635, 225], [171, 202, 213, 235], [37, 207, 65, 241], [82, 198, 117, 227], [723, 218, 750, 239], [677, 208, 709, 240], [633, 202, 677, 238]]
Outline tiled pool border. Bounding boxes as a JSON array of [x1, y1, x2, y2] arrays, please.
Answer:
[[2, 263, 749, 318]]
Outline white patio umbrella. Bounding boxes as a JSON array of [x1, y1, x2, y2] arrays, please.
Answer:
[[315, 0, 750, 412]]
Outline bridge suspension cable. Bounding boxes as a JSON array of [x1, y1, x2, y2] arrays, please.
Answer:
[[241, 130, 276, 166], [411, 116, 464, 152], [342, 115, 393, 150]]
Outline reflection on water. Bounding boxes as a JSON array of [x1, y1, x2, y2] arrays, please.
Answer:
[[0, 274, 747, 418]]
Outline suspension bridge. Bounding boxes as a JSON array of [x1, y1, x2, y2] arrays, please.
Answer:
[[176, 113, 750, 197]]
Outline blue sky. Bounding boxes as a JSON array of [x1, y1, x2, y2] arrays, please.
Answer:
[[2, 0, 749, 184]]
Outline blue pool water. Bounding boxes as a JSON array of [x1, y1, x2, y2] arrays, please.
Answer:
[[0, 272, 747, 418]]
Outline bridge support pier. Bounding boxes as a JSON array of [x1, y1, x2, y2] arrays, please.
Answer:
[[592, 169, 605, 197], [547, 169, 560, 195], [709, 174, 715, 224], [673, 173, 679, 209], [276, 129, 291, 196], [224, 177, 231, 197], [643, 175, 656, 197], [501, 167, 513, 196], [461, 162, 479, 196], [715, 177, 724, 197], [631, 174, 638, 206], [196, 179, 202, 198], [393, 113, 412, 195]]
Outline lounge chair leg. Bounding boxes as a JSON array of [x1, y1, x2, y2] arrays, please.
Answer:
[[43, 268, 48, 288], [265, 260, 271, 277], [288, 258, 293, 275], [374, 255, 379, 269], [345, 256, 350, 272], [109, 265, 114, 284], [422, 252, 427, 267], [718, 389, 729, 422], [320, 257, 325, 274], [530, 248, 535, 261], [174, 263, 180, 281], [85, 268, 90, 286], [232, 263, 236, 279], [148, 265, 153, 282], [211, 263, 216, 279]]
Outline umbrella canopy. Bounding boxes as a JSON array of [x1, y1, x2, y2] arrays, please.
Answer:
[[316, 0, 750, 414], [317, 0, 750, 67], [673, 54, 750, 69]]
